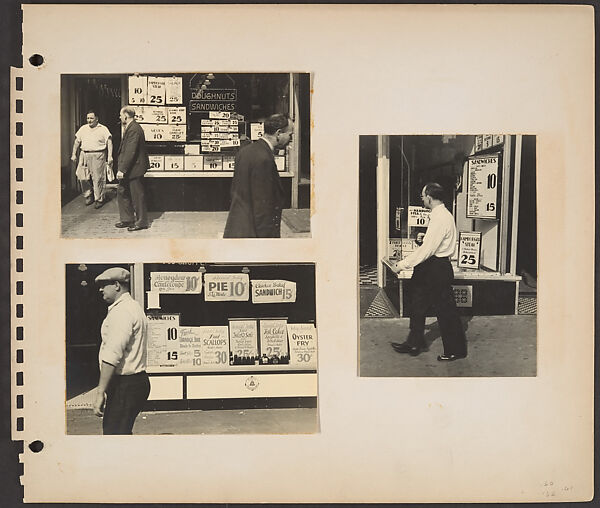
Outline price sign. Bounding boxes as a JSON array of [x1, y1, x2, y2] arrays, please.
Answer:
[[148, 155, 164, 171], [184, 155, 204, 171], [250, 122, 264, 140], [222, 155, 235, 171], [165, 76, 183, 104], [274, 156, 286, 172], [388, 238, 403, 259], [146, 314, 180, 371], [229, 319, 258, 364], [458, 231, 482, 269], [474, 135, 483, 152], [133, 106, 146, 123], [150, 271, 202, 294], [168, 106, 187, 124], [167, 125, 186, 142], [141, 124, 168, 142], [482, 134, 493, 149], [209, 111, 231, 119], [251, 280, 296, 304], [164, 155, 184, 171], [146, 106, 168, 124], [259, 319, 289, 363], [184, 144, 200, 156], [492, 134, 504, 146], [128, 75, 148, 104], [407, 206, 430, 227], [204, 273, 249, 301], [203, 155, 223, 171], [452, 285, 473, 307], [287, 323, 317, 369], [198, 326, 229, 367], [176, 327, 202, 370], [467, 154, 499, 219], [147, 77, 166, 105]]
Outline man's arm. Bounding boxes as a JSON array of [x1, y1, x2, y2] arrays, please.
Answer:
[[250, 159, 278, 237], [118, 128, 141, 177], [394, 218, 445, 271], [106, 136, 113, 164], [71, 138, 81, 162], [93, 361, 116, 417]]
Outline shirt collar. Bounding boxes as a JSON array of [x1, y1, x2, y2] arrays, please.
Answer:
[[108, 292, 132, 312], [260, 136, 274, 152]]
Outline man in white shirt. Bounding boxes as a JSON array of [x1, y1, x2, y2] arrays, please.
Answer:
[[71, 110, 113, 208], [93, 267, 150, 434], [393, 183, 467, 361]]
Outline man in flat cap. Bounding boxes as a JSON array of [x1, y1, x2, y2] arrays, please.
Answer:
[[93, 267, 150, 434]]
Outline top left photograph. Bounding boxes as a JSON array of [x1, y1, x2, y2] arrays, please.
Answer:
[[60, 72, 312, 238]]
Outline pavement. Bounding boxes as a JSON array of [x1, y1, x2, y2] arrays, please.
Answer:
[[67, 406, 319, 435], [61, 187, 311, 238], [360, 313, 537, 377]]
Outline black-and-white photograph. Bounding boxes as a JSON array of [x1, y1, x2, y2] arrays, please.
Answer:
[[60, 73, 311, 238], [66, 262, 318, 435], [359, 135, 537, 377]]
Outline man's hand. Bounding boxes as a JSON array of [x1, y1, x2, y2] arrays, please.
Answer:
[[116, 170, 124, 180], [71, 154, 77, 162], [107, 158, 113, 166], [92, 389, 106, 417], [394, 260, 409, 273]]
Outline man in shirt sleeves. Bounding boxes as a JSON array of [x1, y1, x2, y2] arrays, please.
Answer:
[[93, 267, 150, 435], [115, 106, 150, 232], [71, 110, 113, 208], [393, 183, 468, 361], [223, 113, 294, 238]]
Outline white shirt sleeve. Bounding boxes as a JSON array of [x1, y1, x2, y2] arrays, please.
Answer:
[[397, 216, 446, 270], [99, 308, 133, 367]]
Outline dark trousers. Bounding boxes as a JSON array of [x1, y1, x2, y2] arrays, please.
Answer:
[[117, 177, 148, 227], [103, 372, 150, 435], [407, 256, 467, 356]]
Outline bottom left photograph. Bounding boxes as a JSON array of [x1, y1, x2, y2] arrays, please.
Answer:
[[65, 262, 318, 435]]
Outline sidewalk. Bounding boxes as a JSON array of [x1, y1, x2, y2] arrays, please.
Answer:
[[61, 188, 310, 239], [67, 406, 318, 435], [360, 314, 536, 377]]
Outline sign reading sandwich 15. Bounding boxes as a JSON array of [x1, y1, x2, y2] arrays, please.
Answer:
[[467, 154, 499, 219]]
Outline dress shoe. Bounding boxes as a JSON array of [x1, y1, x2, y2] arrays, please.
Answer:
[[115, 221, 134, 228], [437, 353, 467, 362], [392, 342, 428, 356], [127, 225, 148, 232], [85, 196, 94, 206], [94, 200, 104, 209]]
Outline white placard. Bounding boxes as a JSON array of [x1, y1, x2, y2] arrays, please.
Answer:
[[251, 280, 297, 304], [184, 144, 200, 156], [150, 271, 202, 294], [209, 111, 230, 119], [146, 291, 160, 309], [198, 326, 230, 367], [133, 105, 147, 123], [164, 155, 184, 171], [165, 76, 183, 104], [474, 134, 484, 152], [148, 155, 164, 171], [287, 323, 318, 369], [228, 320, 258, 363], [274, 155, 285, 172], [250, 122, 264, 140], [492, 134, 504, 146], [146, 106, 168, 124], [168, 106, 186, 124], [203, 155, 222, 171], [458, 231, 482, 269], [407, 206, 430, 227], [204, 273, 249, 301], [259, 319, 289, 363], [467, 154, 499, 219], [482, 134, 493, 149], [146, 314, 180, 370], [388, 238, 403, 259], [401, 238, 417, 260], [184, 155, 203, 171], [141, 124, 168, 142], [167, 125, 186, 142], [128, 75, 147, 104], [222, 155, 235, 171], [147, 76, 166, 105], [176, 327, 202, 371]]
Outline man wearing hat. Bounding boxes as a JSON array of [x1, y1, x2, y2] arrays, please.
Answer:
[[93, 267, 150, 434]]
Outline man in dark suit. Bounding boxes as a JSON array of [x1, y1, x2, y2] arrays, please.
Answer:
[[223, 113, 294, 238], [115, 106, 150, 232]]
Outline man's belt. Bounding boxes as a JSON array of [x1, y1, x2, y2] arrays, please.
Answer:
[[82, 149, 106, 153]]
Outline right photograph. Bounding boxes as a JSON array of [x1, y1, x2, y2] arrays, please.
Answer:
[[359, 135, 537, 377]]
